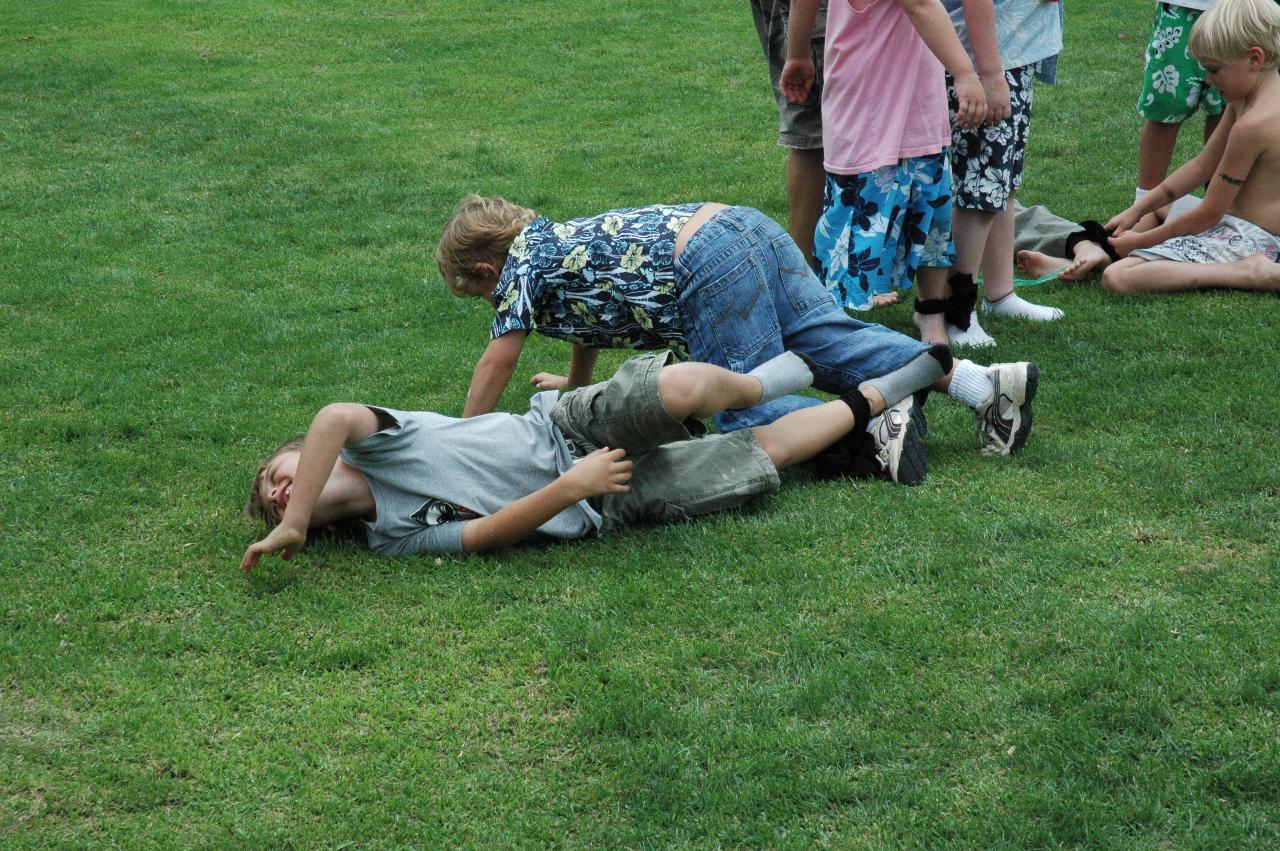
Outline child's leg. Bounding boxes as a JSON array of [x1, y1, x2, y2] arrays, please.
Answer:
[[1103, 255, 1280, 295], [656, 354, 816, 421], [1137, 120, 1183, 192], [913, 266, 950, 346], [982, 198, 1064, 321], [751, 398, 858, 470]]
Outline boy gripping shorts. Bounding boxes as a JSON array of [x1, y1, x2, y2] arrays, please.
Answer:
[[1138, 3, 1224, 123]]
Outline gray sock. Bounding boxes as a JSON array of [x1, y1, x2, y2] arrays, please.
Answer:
[[859, 350, 946, 408], [747, 352, 814, 403]]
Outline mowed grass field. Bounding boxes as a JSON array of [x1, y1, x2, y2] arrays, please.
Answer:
[[3, 1, 1279, 846]]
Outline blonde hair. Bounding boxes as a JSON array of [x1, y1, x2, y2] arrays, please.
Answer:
[[244, 435, 305, 525], [435, 195, 537, 297], [1189, 0, 1280, 68]]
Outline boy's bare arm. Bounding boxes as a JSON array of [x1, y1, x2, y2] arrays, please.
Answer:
[[898, 0, 986, 127], [240, 404, 381, 572], [1109, 108, 1260, 252], [960, 0, 1010, 121], [780, 0, 821, 103], [463, 330, 528, 417], [459, 448, 633, 553]]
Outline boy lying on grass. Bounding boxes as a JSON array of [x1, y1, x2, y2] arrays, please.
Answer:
[[242, 350, 1007, 567]]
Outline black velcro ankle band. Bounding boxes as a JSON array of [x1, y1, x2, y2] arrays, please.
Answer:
[[945, 273, 977, 330], [840, 392, 872, 434]]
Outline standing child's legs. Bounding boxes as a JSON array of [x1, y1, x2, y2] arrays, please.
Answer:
[[949, 66, 1062, 335], [1134, 3, 1224, 212]]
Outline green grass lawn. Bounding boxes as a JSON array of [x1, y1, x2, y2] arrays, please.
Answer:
[[3, 1, 1278, 846]]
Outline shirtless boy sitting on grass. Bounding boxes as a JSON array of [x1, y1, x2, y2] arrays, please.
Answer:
[[240, 352, 924, 567], [1019, 0, 1280, 292]]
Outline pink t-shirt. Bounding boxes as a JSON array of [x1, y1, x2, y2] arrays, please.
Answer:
[[822, 0, 951, 175]]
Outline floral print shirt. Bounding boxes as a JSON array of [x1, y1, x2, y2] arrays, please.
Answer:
[[490, 204, 703, 357]]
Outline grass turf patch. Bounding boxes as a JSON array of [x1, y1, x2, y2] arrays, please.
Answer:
[[2, 0, 1278, 846]]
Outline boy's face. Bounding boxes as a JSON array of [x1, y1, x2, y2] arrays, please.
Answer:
[[1201, 49, 1264, 102], [256, 450, 347, 528]]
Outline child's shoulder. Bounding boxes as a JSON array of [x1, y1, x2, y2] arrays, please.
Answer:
[[1231, 99, 1280, 142]]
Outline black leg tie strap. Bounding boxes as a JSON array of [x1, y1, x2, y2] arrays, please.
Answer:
[[945, 272, 977, 330], [840, 391, 872, 435], [914, 297, 947, 315], [1065, 220, 1122, 262]]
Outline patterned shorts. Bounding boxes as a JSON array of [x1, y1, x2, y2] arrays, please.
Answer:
[[815, 152, 956, 311], [948, 64, 1035, 212], [1137, 3, 1223, 123], [1131, 214, 1280, 264]]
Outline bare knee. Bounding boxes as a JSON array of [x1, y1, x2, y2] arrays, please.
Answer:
[[1101, 263, 1134, 294], [657, 365, 706, 418]]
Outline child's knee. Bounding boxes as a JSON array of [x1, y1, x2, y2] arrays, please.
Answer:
[[1101, 263, 1133, 294], [656, 365, 705, 415]]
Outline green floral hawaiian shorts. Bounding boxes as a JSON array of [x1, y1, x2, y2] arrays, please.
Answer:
[[1137, 3, 1224, 123]]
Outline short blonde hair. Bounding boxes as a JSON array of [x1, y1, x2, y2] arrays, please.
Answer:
[[435, 195, 537, 297], [244, 435, 304, 525], [1189, 0, 1280, 68]]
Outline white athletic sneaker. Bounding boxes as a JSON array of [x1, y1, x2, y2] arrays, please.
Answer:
[[870, 396, 927, 485], [973, 362, 1039, 455], [947, 311, 997, 348]]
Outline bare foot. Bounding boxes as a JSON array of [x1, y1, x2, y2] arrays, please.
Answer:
[[1016, 249, 1069, 278], [1061, 241, 1111, 282], [913, 311, 947, 345], [871, 291, 900, 307]]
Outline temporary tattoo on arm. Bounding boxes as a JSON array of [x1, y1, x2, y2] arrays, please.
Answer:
[[1219, 172, 1246, 187]]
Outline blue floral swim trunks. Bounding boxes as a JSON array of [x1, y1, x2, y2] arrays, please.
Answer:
[[815, 152, 956, 311]]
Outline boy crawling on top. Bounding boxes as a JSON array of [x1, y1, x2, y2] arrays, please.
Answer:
[[241, 350, 951, 567]]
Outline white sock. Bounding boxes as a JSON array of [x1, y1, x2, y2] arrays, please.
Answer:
[[947, 359, 994, 408], [947, 311, 996, 348], [747, 351, 814, 403], [1135, 187, 1150, 204], [983, 292, 1064, 321]]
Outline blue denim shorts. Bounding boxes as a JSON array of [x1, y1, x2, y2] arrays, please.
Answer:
[[816, 152, 957, 310], [674, 206, 928, 432]]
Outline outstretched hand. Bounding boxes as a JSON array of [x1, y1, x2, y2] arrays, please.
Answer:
[[241, 525, 307, 573], [530, 372, 569, 391], [564, 447, 632, 500]]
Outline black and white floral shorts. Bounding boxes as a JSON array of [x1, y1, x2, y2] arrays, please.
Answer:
[[947, 63, 1035, 212]]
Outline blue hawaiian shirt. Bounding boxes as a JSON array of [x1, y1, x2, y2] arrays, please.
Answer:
[[941, 0, 1064, 84], [490, 204, 703, 357]]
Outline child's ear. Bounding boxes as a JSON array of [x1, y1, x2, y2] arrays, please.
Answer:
[[1248, 46, 1266, 70], [473, 262, 501, 278]]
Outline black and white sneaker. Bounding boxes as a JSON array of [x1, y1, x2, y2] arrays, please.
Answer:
[[871, 396, 927, 485], [973, 362, 1038, 455]]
